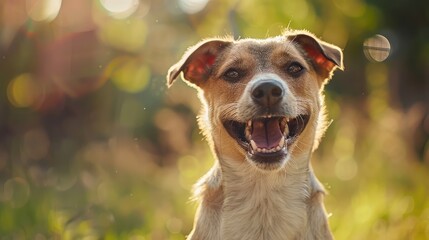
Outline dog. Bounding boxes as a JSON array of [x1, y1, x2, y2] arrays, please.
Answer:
[[167, 29, 343, 240]]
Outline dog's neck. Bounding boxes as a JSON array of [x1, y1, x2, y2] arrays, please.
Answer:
[[217, 154, 312, 239]]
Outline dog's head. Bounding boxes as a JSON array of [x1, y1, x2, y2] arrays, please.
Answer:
[[167, 30, 343, 171]]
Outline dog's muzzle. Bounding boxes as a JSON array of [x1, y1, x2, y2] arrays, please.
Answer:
[[222, 78, 310, 168]]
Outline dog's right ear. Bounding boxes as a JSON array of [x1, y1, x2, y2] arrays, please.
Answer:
[[167, 39, 231, 87]]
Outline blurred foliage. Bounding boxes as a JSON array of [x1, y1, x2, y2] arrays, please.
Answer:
[[0, 0, 428, 239]]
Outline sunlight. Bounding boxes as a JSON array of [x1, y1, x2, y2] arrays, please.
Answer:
[[7, 73, 41, 108], [178, 0, 210, 14], [335, 158, 358, 181], [107, 57, 151, 93], [364, 34, 391, 62], [100, 0, 139, 19], [26, 0, 62, 22], [98, 18, 147, 52], [1, 0, 428, 238]]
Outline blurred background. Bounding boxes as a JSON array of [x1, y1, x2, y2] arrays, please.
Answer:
[[0, 0, 428, 239]]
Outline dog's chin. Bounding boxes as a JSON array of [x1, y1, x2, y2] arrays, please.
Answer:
[[246, 149, 289, 171], [223, 114, 310, 171]]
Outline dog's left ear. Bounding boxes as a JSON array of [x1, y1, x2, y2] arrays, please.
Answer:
[[167, 39, 232, 88], [288, 32, 344, 81]]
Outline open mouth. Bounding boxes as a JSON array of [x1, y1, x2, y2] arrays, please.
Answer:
[[223, 114, 310, 164]]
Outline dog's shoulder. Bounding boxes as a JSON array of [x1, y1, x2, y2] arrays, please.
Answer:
[[193, 163, 223, 207], [305, 171, 334, 240], [188, 164, 224, 240], [308, 169, 326, 196]]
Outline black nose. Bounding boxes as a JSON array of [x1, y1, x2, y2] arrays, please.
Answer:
[[251, 80, 284, 108]]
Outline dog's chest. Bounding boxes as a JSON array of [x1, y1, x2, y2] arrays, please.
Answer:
[[220, 174, 309, 240]]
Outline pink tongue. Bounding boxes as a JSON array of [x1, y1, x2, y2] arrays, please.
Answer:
[[251, 118, 283, 149]]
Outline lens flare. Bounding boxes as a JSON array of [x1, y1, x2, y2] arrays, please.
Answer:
[[100, 0, 139, 19], [98, 18, 147, 52], [363, 34, 391, 62], [4, 178, 30, 208], [106, 57, 151, 93], [7, 73, 42, 108], [178, 0, 210, 14], [26, 0, 62, 22]]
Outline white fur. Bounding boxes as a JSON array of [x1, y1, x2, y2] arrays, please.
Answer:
[[187, 147, 333, 240]]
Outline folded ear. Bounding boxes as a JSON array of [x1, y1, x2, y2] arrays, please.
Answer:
[[167, 39, 232, 88], [287, 31, 344, 81]]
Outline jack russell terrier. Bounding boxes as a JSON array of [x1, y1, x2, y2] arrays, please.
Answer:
[[167, 29, 343, 240]]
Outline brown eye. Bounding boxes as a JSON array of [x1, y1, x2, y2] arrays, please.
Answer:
[[287, 62, 304, 76], [223, 69, 243, 82]]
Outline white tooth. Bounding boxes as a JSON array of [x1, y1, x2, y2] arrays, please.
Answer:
[[267, 114, 272, 118], [246, 127, 251, 139], [279, 137, 285, 148], [262, 148, 268, 153], [247, 120, 252, 127], [276, 146, 281, 151], [256, 148, 262, 152], [283, 123, 289, 136], [250, 140, 257, 150]]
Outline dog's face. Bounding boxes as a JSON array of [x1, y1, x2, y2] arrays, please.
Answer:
[[168, 31, 343, 171]]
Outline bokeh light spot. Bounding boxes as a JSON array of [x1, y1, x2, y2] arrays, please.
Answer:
[[100, 0, 139, 19], [107, 57, 151, 93], [26, 0, 62, 22], [129, 234, 146, 240], [4, 178, 30, 208], [333, 0, 367, 17], [335, 158, 358, 181], [178, 0, 210, 14], [55, 174, 77, 191], [7, 73, 42, 108], [98, 18, 147, 52], [282, 0, 309, 20], [166, 217, 183, 234], [364, 34, 391, 62], [177, 155, 200, 190]]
